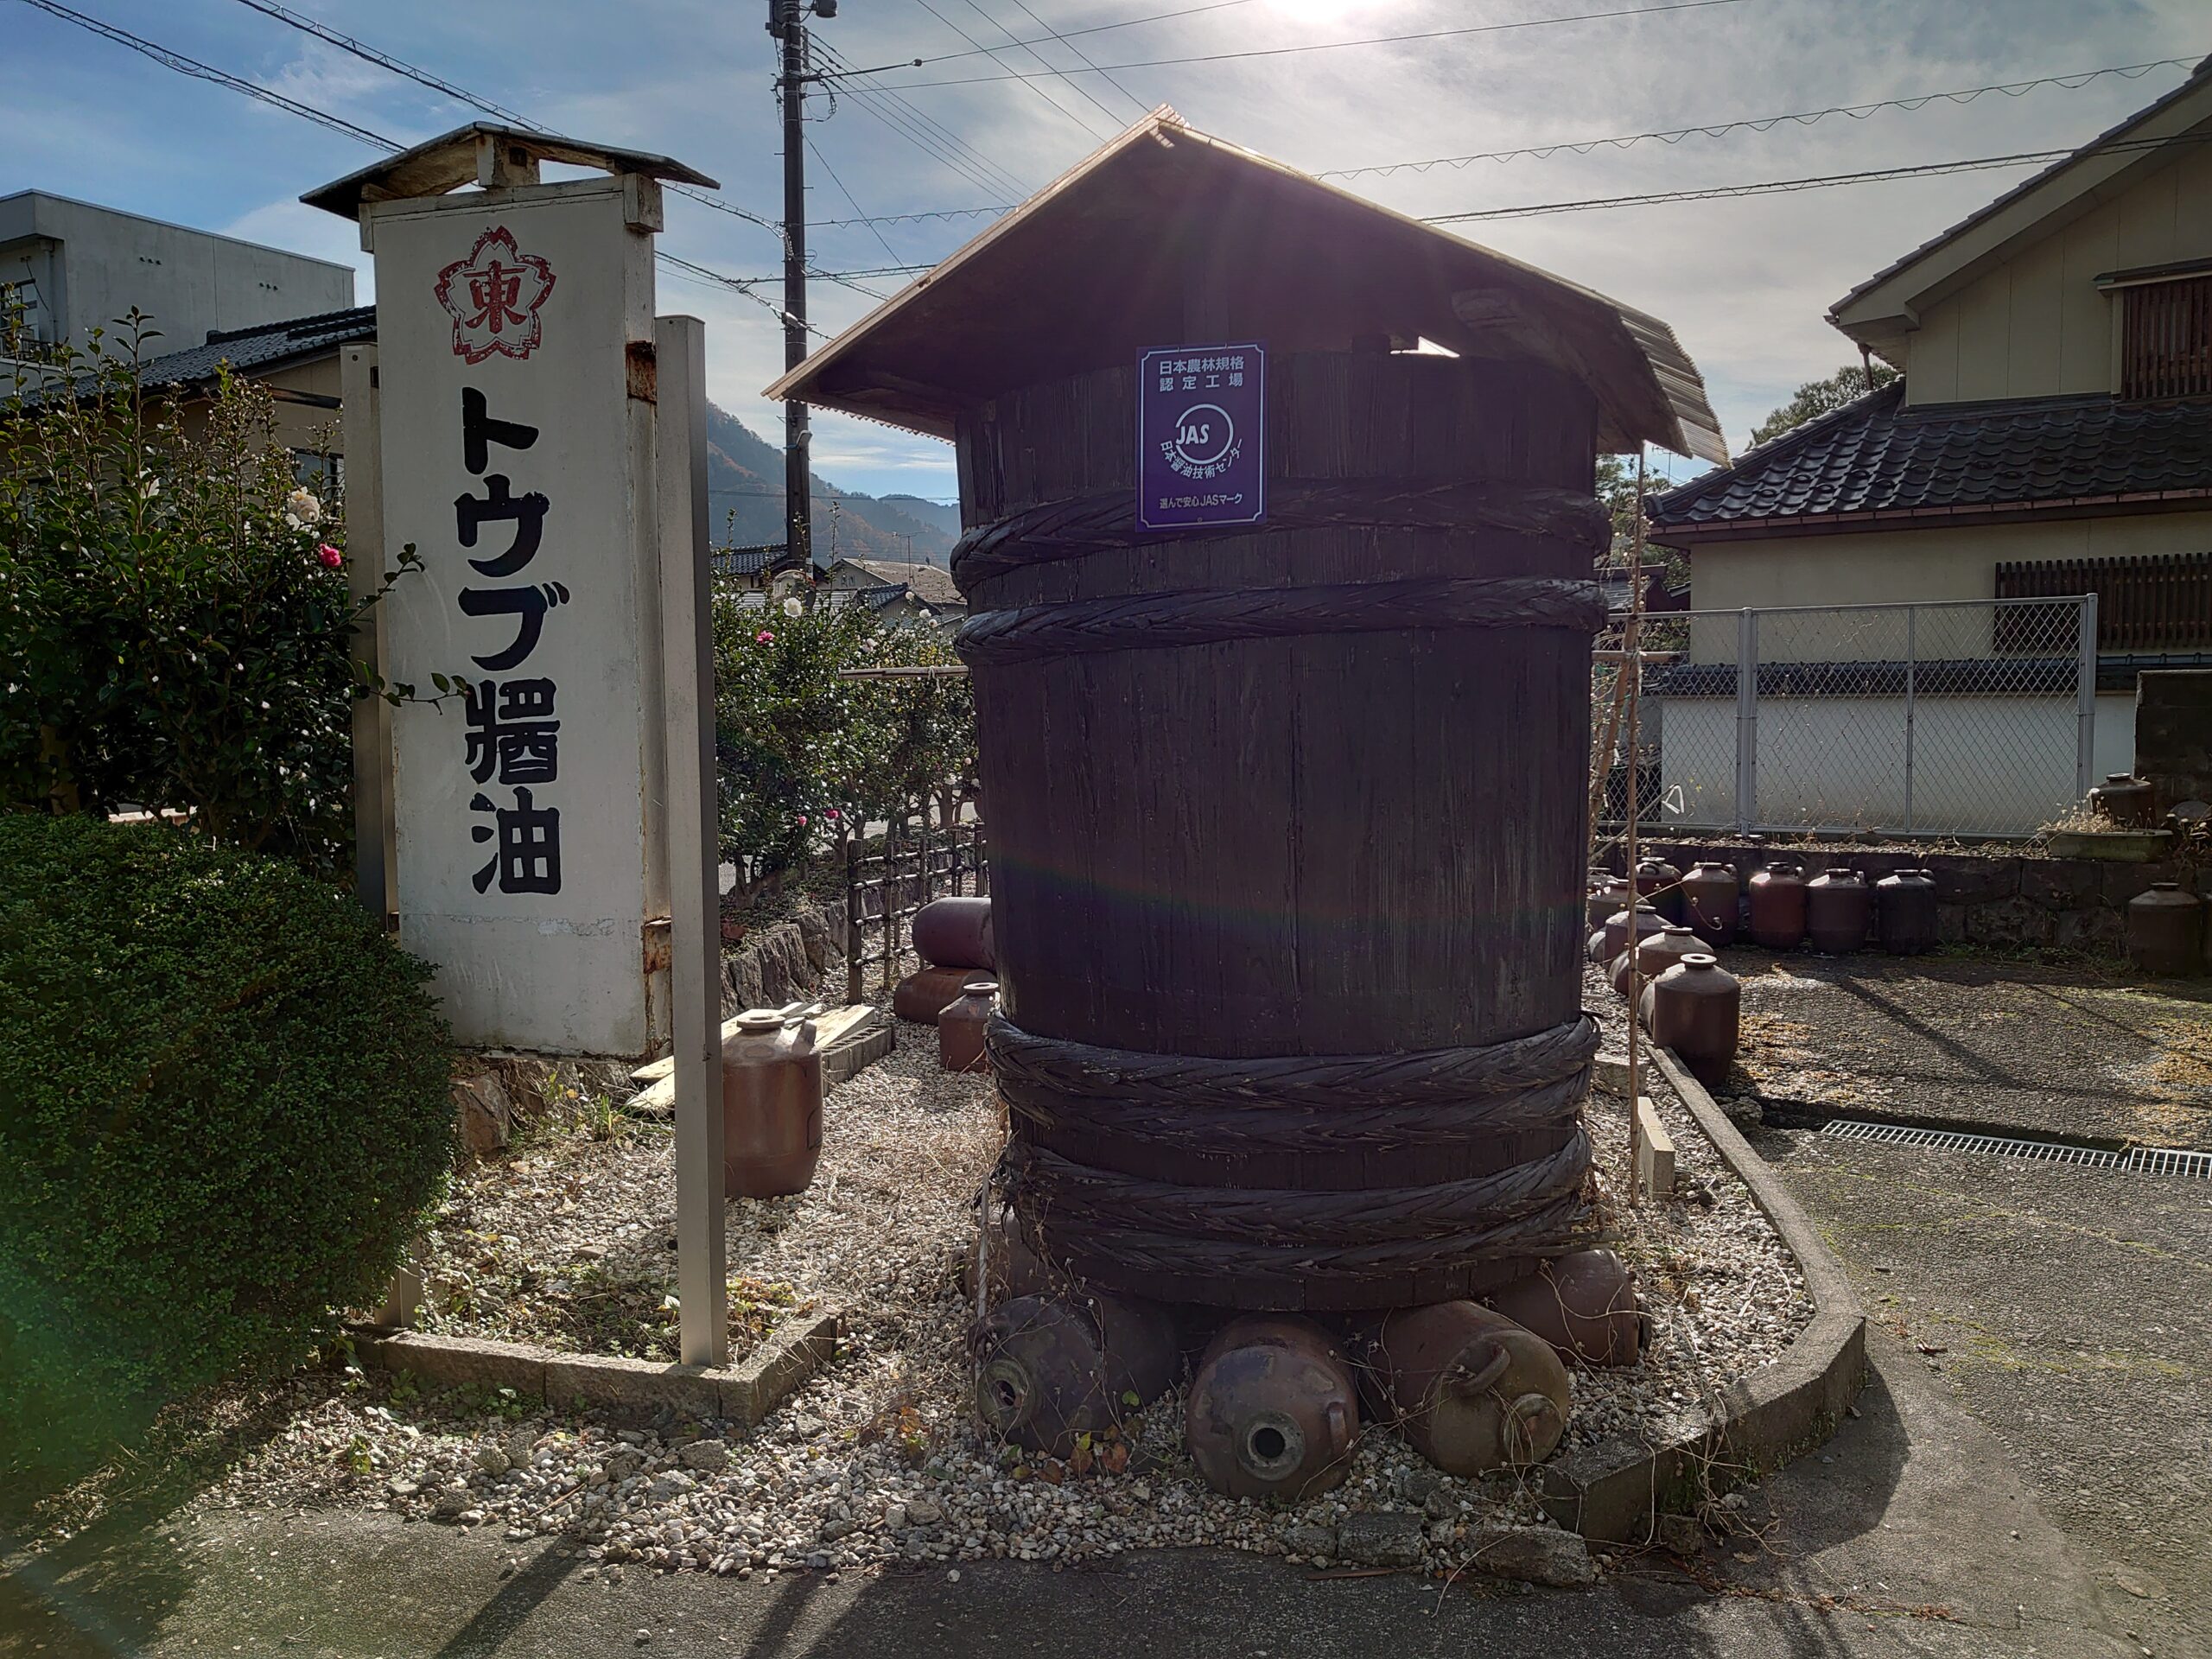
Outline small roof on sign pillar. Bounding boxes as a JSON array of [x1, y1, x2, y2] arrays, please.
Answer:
[[302, 123, 719, 219], [766, 108, 1727, 465]]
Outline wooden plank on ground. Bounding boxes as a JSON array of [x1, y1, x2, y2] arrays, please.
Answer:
[[1634, 1095, 1675, 1198]]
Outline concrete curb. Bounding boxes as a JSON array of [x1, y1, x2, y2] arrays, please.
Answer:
[[1538, 1048, 1866, 1543], [351, 1310, 842, 1429]]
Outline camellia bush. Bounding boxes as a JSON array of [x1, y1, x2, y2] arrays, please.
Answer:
[[0, 814, 455, 1486], [712, 590, 977, 890], [0, 315, 416, 879]]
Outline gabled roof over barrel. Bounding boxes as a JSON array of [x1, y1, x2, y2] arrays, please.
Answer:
[[766, 109, 1727, 465]]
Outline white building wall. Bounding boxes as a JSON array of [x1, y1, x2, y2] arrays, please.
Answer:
[[0, 192, 354, 350], [1657, 693, 2119, 837]]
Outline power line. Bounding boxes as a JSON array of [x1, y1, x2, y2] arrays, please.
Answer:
[[795, 53, 2203, 230], [907, 0, 1110, 140], [811, 35, 1033, 201], [810, 204, 1011, 229], [899, 0, 1256, 67], [994, 0, 1154, 119], [849, 0, 1762, 88], [22, 0, 399, 149], [228, 0, 530, 121], [1421, 133, 2209, 223], [223, 0, 785, 240], [807, 133, 905, 268], [27, 0, 817, 327], [950, 0, 1142, 128], [1320, 58, 2203, 179]]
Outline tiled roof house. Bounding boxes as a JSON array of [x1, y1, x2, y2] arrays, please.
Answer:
[[1647, 54, 2212, 783]]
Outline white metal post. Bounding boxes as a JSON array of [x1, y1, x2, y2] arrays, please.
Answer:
[[2075, 591, 2099, 800], [1733, 608, 1758, 834], [657, 315, 728, 1369], [1904, 605, 1916, 836]]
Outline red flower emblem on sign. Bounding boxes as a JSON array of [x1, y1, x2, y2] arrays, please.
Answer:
[[434, 226, 556, 364]]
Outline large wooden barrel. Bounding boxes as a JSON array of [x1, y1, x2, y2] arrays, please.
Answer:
[[954, 351, 1605, 1311]]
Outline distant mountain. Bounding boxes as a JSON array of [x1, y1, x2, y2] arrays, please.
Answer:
[[705, 404, 956, 564], [880, 495, 962, 552]]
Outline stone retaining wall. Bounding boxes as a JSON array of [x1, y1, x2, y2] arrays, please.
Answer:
[[721, 900, 847, 1015], [1605, 839, 2211, 956]]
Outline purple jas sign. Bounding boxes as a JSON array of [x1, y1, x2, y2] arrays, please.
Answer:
[[1137, 343, 1265, 532]]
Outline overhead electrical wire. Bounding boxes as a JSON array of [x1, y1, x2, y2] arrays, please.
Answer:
[[1320, 58, 2203, 179], [906, 0, 1111, 140], [222, 0, 784, 238], [947, 0, 1144, 129], [810, 34, 1033, 201], [21, 0, 398, 149], [1420, 132, 2212, 223], [990, 0, 1154, 119], [901, 0, 1257, 65], [806, 133, 906, 271], [842, 0, 1761, 87], [18, 0, 875, 327], [794, 54, 2200, 229]]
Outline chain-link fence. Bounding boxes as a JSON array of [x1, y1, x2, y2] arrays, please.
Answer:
[[1595, 596, 2097, 840]]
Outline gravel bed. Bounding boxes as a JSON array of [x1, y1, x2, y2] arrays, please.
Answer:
[[1570, 963, 1815, 1460], [40, 998, 1815, 1584]]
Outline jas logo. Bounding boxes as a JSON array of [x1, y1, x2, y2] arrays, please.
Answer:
[[435, 226, 556, 364]]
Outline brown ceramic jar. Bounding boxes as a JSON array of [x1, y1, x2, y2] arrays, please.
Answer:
[[939, 980, 999, 1072], [722, 1008, 823, 1198], [1586, 872, 1632, 933], [1599, 902, 1667, 963], [1745, 862, 1808, 950], [2126, 883, 2205, 977], [912, 894, 995, 970], [1641, 953, 1740, 1087], [1634, 856, 1684, 924], [1876, 868, 1939, 955], [2090, 772, 2158, 829], [1805, 868, 1872, 954], [1610, 925, 1703, 998], [1680, 861, 1739, 947]]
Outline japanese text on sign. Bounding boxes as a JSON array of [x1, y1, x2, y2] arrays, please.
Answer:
[[1136, 343, 1265, 532], [454, 386, 565, 896]]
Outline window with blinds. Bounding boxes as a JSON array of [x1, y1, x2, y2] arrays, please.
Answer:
[[2122, 274, 2212, 400]]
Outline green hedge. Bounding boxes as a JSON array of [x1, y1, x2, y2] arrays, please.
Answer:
[[0, 815, 455, 1483]]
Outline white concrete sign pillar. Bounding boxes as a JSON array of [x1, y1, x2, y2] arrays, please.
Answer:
[[315, 128, 730, 1363], [364, 174, 670, 1056]]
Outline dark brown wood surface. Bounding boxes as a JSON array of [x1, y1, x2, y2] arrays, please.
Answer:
[[957, 352, 1601, 1058]]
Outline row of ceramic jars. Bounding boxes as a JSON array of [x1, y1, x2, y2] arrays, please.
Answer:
[[1590, 862, 1942, 956]]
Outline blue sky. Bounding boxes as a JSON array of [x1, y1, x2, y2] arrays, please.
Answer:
[[5, 0, 2205, 499]]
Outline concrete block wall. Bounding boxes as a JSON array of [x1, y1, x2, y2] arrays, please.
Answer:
[[1608, 838, 2212, 957]]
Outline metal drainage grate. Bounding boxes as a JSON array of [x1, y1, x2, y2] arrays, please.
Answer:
[[2126, 1145, 2212, 1179], [1820, 1118, 2211, 1179]]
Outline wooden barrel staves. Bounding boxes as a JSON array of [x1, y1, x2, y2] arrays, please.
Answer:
[[952, 352, 1606, 1311]]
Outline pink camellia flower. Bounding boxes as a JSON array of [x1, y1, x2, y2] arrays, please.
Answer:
[[795, 814, 809, 827], [317, 543, 344, 569], [824, 808, 840, 822]]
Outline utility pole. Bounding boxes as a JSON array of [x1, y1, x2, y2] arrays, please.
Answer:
[[770, 0, 835, 568]]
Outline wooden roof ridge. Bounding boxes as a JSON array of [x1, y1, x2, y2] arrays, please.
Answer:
[[767, 108, 1726, 465], [303, 123, 718, 219]]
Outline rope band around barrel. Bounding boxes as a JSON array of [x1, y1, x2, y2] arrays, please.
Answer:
[[956, 574, 1608, 668], [949, 480, 1610, 594], [1007, 1128, 1589, 1248], [987, 1013, 1598, 1110]]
